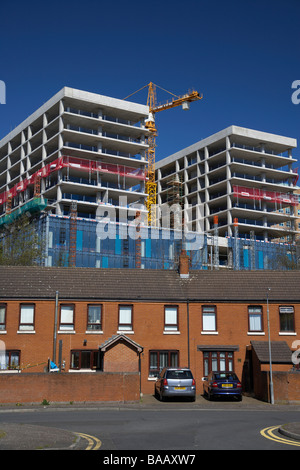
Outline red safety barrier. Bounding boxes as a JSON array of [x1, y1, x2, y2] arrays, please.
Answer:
[[232, 185, 298, 206], [0, 156, 146, 206]]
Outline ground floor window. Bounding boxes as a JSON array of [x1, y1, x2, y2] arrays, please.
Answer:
[[149, 350, 179, 377], [70, 350, 101, 370], [0, 350, 20, 370], [203, 351, 234, 376]]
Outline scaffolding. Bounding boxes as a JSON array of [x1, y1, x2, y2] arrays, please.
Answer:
[[165, 175, 184, 266], [213, 215, 219, 270], [135, 210, 142, 268], [0, 210, 298, 271], [69, 201, 77, 267]]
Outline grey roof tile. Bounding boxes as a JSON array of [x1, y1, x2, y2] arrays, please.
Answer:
[[251, 340, 293, 363], [0, 266, 300, 302]]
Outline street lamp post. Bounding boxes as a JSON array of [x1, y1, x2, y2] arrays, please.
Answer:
[[267, 287, 274, 404]]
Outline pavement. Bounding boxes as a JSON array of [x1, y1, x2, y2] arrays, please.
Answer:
[[0, 394, 299, 450]]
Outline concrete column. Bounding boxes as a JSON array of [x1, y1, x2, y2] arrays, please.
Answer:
[[96, 191, 102, 204], [42, 145, 47, 161], [226, 136, 231, 150], [227, 212, 232, 237], [58, 132, 63, 150], [59, 100, 64, 115], [27, 125, 32, 140], [56, 202, 63, 216], [43, 113, 48, 128], [59, 116, 64, 133], [20, 130, 25, 145]]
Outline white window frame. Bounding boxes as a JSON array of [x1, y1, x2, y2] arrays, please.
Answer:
[[202, 306, 216, 332], [19, 304, 35, 331], [164, 306, 178, 331], [118, 305, 133, 331], [60, 304, 75, 331]]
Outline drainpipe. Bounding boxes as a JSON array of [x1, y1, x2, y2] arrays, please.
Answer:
[[187, 300, 190, 369], [53, 291, 59, 364], [139, 352, 142, 398]]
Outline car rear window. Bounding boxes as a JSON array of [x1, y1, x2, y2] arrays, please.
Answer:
[[166, 370, 193, 379], [214, 373, 238, 380]]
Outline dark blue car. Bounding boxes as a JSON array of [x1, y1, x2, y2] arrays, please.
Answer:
[[203, 371, 242, 401]]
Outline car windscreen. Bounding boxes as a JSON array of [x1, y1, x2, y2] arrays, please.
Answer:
[[166, 370, 193, 379], [214, 373, 238, 381]]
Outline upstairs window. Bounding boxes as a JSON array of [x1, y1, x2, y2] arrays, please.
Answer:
[[202, 306, 216, 332], [248, 306, 263, 332], [279, 306, 295, 332], [87, 305, 102, 331], [118, 305, 133, 331], [164, 306, 178, 331], [0, 305, 6, 330], [19, 304, 35, 331], [60, 305, 75, 331]]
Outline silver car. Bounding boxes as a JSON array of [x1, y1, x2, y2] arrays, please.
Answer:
[[155, 367, 196, 401]]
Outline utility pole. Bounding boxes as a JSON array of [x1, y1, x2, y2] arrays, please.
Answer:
[[266, 287, 274, 404]]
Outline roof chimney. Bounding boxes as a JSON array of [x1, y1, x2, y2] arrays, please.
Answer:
[[179, 249, 190, 278]]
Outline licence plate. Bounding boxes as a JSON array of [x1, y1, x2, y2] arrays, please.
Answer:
[[222, 384, 233, 388], [174, 387, 186, 390]]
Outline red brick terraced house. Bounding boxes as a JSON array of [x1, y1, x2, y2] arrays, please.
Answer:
[[0, 259, 299, 399]]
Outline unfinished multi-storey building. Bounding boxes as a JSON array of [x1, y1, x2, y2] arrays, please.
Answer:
[[1, 91, 299, 271], [0, 87, 149, 221], [156, 126, 299, 242]]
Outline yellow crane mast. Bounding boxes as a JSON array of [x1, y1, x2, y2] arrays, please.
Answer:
[[124, 82, 202, 226]]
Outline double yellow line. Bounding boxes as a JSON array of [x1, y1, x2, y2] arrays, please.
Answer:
[[260, 426, 300, 447], [75, 432, 102, 450]]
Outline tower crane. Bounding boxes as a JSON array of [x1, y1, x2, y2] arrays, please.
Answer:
[[124, 82, 202, 226]]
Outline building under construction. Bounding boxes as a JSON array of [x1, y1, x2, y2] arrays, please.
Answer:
[[0, 88, 299, 271], [157, 125, 299, 242], [0, 210, 297, 271]]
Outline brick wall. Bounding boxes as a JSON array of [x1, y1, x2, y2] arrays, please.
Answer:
[[258, 370, 300, 403], [103, 343, 140, 373], [1, 298, 299, 399], [0, 372, 140, 404]]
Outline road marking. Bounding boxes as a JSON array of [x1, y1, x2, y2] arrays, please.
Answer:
[[75, 432, 102, 450], [260, 426, 300, 447]]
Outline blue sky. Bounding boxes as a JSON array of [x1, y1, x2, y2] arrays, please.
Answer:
[[0, 0, 299, 164]]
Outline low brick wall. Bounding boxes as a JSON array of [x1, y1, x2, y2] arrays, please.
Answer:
[[257, 370, 300, 403], [0, 372, 140, 404]]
